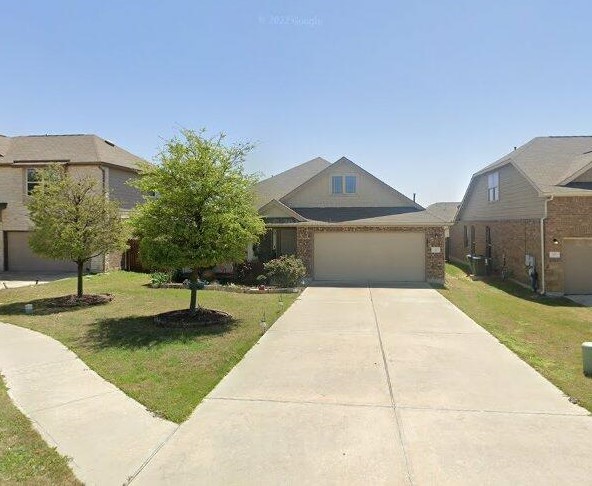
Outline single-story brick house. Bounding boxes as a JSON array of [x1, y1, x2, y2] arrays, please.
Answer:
[[253, 156, 448, 284], [0, 134, 145, 273], [450, 136, 592, 295]]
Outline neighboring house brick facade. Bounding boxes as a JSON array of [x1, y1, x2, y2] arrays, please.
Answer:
[[0, 134, 145, 273], [254, 156, 448, 284], [451, 136, 592, 294]]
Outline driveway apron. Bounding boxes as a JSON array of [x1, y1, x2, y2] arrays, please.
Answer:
[[134, 284, 592, 485]]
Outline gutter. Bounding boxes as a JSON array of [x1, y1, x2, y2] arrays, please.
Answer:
[[540, 196, 553, 294]]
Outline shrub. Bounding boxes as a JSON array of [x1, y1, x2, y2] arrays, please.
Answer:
[[263, 255, 306, 288], [233, 261, 265, 285], [151, 271, 171, 287]]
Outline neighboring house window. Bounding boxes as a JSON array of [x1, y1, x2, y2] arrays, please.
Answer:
[[331, 175, 343, 194], [26, 168, 41, 195], [487, 171, 499, 202], [485, 226, 492, 259], [345, 175, 357, 194], [463, 226, 468, 248]]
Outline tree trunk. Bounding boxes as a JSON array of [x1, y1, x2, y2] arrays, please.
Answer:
[[77, 261, 84, 298], [189, 267, 199, 315]]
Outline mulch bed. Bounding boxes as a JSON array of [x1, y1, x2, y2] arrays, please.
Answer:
[[154, 308, 232, 328], [47, 294, 114, 307]]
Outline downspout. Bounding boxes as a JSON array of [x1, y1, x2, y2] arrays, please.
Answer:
[[98, 165, 107, 195], [540, 195, 554, 294], [98, 166, 108, 272]]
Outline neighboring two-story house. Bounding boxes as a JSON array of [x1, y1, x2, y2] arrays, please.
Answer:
[[0, 134, 145, 273], [450, 136, 592, 295], [254, 156, 448, 284]]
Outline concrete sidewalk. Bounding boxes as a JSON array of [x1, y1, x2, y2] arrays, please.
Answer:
[[134, 284, 592, 485], [0, 322, 177, 485], [0, 272, 75, 289]]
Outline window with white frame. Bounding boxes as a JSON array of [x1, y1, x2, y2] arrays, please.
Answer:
[[345, 175, 357, 194], [331, 175, 343, 194], [487, 171, 499, 202], [331, 175, 357, 195], [26, 168, 41, 195]]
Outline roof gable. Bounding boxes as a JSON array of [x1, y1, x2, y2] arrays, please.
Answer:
[[474, 136, 592, 193], [253, 157, 330, 209], [558, 152, 592, 185], [258, 199, 307, 221], [281, 157, 423, 209]]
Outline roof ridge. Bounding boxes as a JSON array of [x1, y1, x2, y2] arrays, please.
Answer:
[[12, 133, 94, 138]]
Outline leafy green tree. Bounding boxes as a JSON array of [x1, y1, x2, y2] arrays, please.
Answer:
[[130, 129, 266, 314], [26, 165, 130, 297]]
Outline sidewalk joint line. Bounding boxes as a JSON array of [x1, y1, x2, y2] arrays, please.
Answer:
[[395, 404, 590, 417], [126, 425, 180, 485], [206, 396, 391, 409], [30, 390, 119, 413], [368, 285, 414, 486]]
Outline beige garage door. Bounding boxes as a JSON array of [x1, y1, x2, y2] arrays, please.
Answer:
[[313, 231, 425, 282], [6, 232, 77, 272], [564, 238, 592, 294]]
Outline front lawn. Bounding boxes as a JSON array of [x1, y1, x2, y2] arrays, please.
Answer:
[[0, 272, 298, 423], [439, 263, 592, 412], [0, 378, 80, 484]]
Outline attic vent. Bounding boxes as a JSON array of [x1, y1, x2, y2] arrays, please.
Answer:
[[104, 139, 115, 147]]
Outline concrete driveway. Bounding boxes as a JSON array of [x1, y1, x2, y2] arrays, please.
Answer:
[[134, 284, 592, 485], [567, 294, 592, 307], [0, 271, 75, 289]]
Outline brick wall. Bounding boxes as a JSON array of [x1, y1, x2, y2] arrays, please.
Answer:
[[545, 197, 592, 293], [449, 220, 541, 285], [296, 225, 445, 283]]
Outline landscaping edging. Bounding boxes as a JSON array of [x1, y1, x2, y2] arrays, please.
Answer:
[[151, 283, 301, 294]]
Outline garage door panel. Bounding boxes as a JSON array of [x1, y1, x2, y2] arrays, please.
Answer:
[[314, 232, 425, 282], [564, 239, 592, 294], [6, 232, 77, 272]]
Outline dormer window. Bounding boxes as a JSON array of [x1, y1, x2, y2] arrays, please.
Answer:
[[487, 171, 499, 202], [345, 175, 357, 194], [331, 176, 343, 194], [331, 175, 357, 195]]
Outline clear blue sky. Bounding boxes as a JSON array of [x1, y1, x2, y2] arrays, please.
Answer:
[[2, 1, 591, 205]]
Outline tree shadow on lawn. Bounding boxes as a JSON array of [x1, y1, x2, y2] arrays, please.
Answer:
[[0, 296, 111, 316], [83, 314, 239, 350]]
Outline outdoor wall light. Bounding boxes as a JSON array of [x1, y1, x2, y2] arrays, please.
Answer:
[[552, 238, 559, 245]]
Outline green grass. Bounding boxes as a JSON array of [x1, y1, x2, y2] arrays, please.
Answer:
[[0, 378, 80, 485], [439, 263, 592, 412], [0, 272, 298, 423]]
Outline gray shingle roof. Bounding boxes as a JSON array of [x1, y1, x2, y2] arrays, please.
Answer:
[[292, 206, 422, 223], [254, 157, 331, 209], [426, 202, 460, 222], [0, 134, 146, 171], [300, 209, 447, 226], [474, 136, 592, 195]]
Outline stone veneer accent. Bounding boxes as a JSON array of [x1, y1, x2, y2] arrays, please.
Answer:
[[296, 226, 445, 284]]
